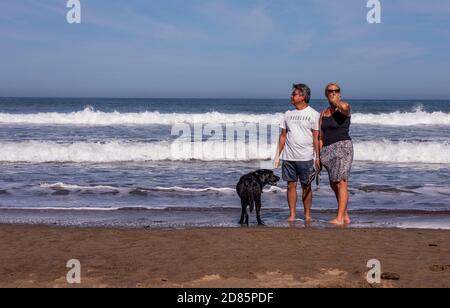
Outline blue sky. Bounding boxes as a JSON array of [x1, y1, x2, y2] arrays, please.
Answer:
[[1, 0, 450, 99]]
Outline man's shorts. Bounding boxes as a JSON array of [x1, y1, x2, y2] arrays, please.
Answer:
[[282, 160, 315, 185]]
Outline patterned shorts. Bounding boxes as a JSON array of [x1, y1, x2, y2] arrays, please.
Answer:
[[320, 140, 354, 183]]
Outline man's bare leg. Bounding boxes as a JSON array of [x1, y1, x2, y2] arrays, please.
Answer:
[[287, 181, 298, 222], [301, 183, 312, 222]]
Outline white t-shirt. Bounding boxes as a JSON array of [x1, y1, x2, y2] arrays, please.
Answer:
[[280, 106, 320, 161]]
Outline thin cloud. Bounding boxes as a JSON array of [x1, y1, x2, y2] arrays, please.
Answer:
[[393, 0, 450, 15], [336, 41, 427, 64], [81, 5, 211, 43], [27, 0, 66, 15], [0, 0, 63, 21], [290, 32, 314, 52], [198, 1, 275, 44]]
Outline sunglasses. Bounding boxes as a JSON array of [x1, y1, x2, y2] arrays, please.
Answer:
[[292, 91, 303, 97], [327, 89, 341, 94]]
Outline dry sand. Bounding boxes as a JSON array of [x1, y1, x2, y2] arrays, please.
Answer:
[[0, 225, 449, 288]]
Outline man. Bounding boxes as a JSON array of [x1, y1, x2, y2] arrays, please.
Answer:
[[274, 84, 321, 222]]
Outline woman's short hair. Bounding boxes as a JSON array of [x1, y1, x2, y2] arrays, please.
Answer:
[[292, 84, 311, 103], [325, 82, 341, 97]]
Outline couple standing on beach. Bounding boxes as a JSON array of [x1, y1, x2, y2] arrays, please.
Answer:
[[274, 83, 353, 226]]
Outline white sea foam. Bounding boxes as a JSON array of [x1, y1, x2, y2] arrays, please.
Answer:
[[354, 140, 450, 164], [37, 182, 284, 194], [150, 186, 236, 193], [352, 106, 450, 126], [0, 106, 449, 126], [0, 107, 282, 126], [0, 140, 449, 164], [0, 140, 277, 162], [39, 182, 119, 190], [39, 182, 237, 194]]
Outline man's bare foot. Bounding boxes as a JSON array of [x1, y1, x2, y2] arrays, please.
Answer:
[[328, 218, 345, 226], [305, 216, 312, 223], [288, 216, 296, 222], [344, 214, 351, 224]]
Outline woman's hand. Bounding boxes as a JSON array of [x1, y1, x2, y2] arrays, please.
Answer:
[[329, 96, 340, 108], [330, 100, 351, 117]]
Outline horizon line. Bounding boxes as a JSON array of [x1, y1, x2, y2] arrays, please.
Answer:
[[1, 96, 450, 101]]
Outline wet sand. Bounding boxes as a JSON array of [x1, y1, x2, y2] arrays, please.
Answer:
[[1, 225, 450, 288]]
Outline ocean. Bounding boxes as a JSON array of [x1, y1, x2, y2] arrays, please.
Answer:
[[0, 98, 449, 229]]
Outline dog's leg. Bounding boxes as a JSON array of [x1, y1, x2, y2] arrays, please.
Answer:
[[245, 207, 249, 226], [239, 200, 246, 225], [256, 196, 265, 226]]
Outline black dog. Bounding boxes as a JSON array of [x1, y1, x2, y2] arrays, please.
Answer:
[[236, 170, 280, 226]]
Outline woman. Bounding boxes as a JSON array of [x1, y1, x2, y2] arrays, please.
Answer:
[[319, 83, 353, 225]]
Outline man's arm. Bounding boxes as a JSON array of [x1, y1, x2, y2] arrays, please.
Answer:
[[278, 129, 287, 157], [273, 129, 287, 168], [313, 130, 320, 169]]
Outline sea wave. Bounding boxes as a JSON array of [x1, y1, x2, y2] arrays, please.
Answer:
[[352, 106, 450, 126], [16, 183, 284, 196], [0, 140, 449, 163], [39, 182, 239, 194], [0, 106, 449, 126], [0, 107, 282, 126], [0, 140, 277, 162], [353, 140, 450, 164]]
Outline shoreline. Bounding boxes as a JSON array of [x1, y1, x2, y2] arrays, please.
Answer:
[[0, 207, 449, 230], [1, 224, 449, 288]]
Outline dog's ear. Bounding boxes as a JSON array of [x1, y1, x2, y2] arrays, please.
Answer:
[[254, 170, 264, 177], [263, 170, 274, 180], [256, 169, 272, 175], [253, 170, 266, 183]]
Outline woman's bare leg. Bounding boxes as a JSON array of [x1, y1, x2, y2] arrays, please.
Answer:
[[329, 180, 350, 225]]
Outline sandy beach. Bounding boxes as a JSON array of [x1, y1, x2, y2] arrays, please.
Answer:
[[1, 225, 449, 288], [2, 0, 450, 292]]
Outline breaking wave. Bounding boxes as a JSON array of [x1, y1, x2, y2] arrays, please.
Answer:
[[0, 140, 449, 163], [0, 106, 449, 126]]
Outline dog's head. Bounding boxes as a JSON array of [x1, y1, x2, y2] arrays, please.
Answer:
[[254, 169, 280, 186]]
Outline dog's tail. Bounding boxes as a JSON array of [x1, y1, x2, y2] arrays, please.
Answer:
[[249, 189, 255, 213]]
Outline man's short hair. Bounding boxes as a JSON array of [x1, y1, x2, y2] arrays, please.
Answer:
[[293, 84, 311, 103]]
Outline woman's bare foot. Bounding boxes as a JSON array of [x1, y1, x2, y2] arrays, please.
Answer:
[[305, 216, 312, 223], [328, 218, 345, 226], [288, 216, 297, 222]]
